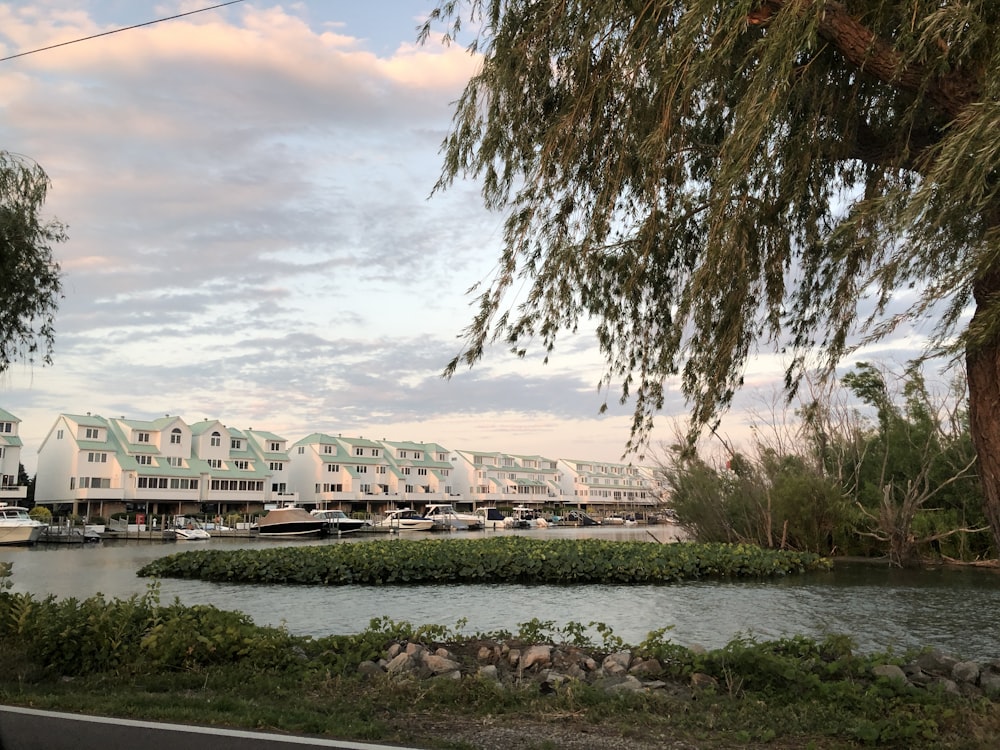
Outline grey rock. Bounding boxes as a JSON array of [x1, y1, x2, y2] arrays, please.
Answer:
[[952, 661, 981, 684], [385, 652, 413, 675], [872, 664, 908, 683]]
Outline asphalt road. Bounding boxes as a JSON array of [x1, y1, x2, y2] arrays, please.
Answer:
[[0, 705, 421, 750]]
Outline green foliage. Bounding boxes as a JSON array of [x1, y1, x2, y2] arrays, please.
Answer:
[[0, 150, 66, 373], [28, 506, 51, 523], [136, 537, 831, 586]]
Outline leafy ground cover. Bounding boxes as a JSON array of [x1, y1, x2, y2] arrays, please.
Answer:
[[136, 537, 831, 585]]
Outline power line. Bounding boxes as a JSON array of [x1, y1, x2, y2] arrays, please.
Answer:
[[0, 0, 248, 63]]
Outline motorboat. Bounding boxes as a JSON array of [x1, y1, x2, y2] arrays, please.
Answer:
[[310, 509, 370, 534], [173, 526, 211, 540], [565, 509, 601, 526], [252, 506, 326, 537], [508, 506, 548, 528], [0, 503, 45, 546], [372, 508, 434, 532], [474, 506, 508, 530], [423, 503, 481, 531]]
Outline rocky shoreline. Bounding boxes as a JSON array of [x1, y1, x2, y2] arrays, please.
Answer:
[[360, 638, 1000, 701]]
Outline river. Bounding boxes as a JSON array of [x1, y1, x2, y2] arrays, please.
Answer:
[[3, 526, 1000, 660]]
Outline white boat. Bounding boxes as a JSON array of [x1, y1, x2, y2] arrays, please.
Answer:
[[253, 506, 326, 537], [474, 506, 508, 530], [173, 526, 211, 541], [0, 503, 45, 546], [310, 509, 370, 533], [423, 503, 482, 530], [372, 508, 434, 532], [507, 506, 548, 528]]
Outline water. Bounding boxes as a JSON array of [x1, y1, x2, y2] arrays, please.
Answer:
[[4, 527, 1000, 660]]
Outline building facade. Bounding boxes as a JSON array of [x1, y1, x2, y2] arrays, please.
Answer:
[[0, 408, 27, 502]]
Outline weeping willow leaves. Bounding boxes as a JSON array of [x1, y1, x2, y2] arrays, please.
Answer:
[[0, 151, 66, 373]]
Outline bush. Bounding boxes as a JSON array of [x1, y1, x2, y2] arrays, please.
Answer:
[[28, 506, 52, 523]]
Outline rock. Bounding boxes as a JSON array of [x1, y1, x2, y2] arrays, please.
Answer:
[[629, 657, 663, 677], [520, 644, 553, 670], [404, 642, 425, 659], [478, 664, 500, 681], [424, 653, 462, 675], [357, 660, 384, 678], [915, 651, 958, 676], [602, 651, 631, 675], [605, 674, 645, 693], [979, 670, 1000, 696], [872, 664, 908, 684], [690, 673, 718, 691], [952, 661, 981, 684], [385, 652, 413, 675], [386, 643, 402, 659], [477, 645, 494, 663]]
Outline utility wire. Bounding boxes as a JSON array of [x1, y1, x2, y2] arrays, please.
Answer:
[[0, 0, 248, 63]]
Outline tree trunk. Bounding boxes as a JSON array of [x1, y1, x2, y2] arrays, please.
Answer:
[[966, 272, 1000, 554]]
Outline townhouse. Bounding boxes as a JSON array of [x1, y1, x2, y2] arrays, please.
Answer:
[[449, 450, 562, 508], [0, 408, 27, 502], [33, 413, 292, 518], [556, 458, 660, 510], [287, 435, 456, 515]]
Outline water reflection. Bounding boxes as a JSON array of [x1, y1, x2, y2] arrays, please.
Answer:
[[3, 529, 999, 660]]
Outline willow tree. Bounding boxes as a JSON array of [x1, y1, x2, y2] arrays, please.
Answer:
[[424, 1, 1000, 550], [0, 151, 65, 374]]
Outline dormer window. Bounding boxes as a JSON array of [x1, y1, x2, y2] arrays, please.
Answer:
[[234, 459, 249, 470], [231, 438, 242, 450], [269, 441, 281, 452], [85, 427, 101, 440], [211, 431, 221, 447], [170, 428, 182, 445], [137, 432, 150, 443]]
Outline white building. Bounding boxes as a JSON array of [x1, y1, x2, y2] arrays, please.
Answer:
[[450, 450, 564, 508], [34, 413, 289, 518], [0, 408, 27, 502], [557, 458, 660, 511], [288, 434, 455, 513]]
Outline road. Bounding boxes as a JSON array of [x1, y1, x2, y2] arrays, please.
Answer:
[[0, 705, 421, 750]]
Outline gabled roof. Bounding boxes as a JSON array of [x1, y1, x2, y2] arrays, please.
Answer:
[[0, 407, 19, 422]]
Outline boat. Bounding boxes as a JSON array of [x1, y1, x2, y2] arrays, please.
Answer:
[[423, 503, 481, 531], [252, 506, 326, 537], [173, 525, 211, 541], [371, 508, 434, 532], [0, 503, 46, 546], [508, 505, 548, 528], [564, 509, 601, 526], [474, 506, 508, 530], [310, 509, 370, 534]]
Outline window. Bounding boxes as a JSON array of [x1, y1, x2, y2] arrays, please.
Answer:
[[136, 455, 152, 465], [376, 465, 386, 474], [440, 469, 450, 477], [69, 477, 75, 489], [355, 465, 368, 473], [360, 483, 372, 493], [417, 468, 428, 476], [87, 452, 108, 463], [405, 484, 414, 493], [234, 459, 249, 470], [269, 461, 283, 471], [372, 448, 380, 457], [326, 463, 340, 472], [354, 447, 364, 456], [137, 432, 150, 443], [269, 441, 281, 451], [0, 447, 4, 459], [210, 432, 221, 447], [402, 467, 411, 475], [207, 458, 222, 469], [170, 428, 181, 445], [166, 456, 183, 467], [298, 446, 305, 454], [438, 453, 447, 462], [272, 482, 286, 493], [315, 483, 321, 493], [399, 450, 408, 459], [231, 438, 242, 450], [323, 445, 333, 454], [0, 422, 11, 433], [413, 452, 422, 460], [57, 429, 64, 439]]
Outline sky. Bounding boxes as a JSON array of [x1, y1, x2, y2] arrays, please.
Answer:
[[0, 1, 942, 475]]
